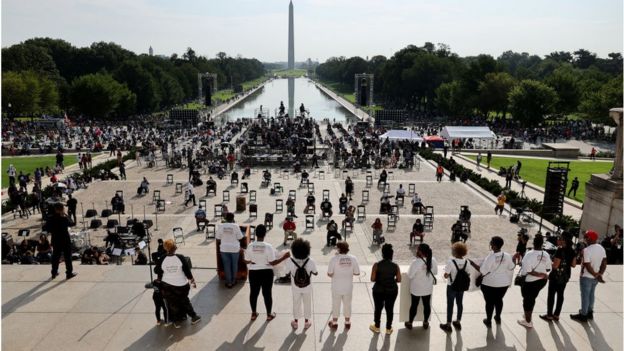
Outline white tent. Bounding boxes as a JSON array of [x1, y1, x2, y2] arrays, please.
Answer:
[[379, 130, 423, 142], [440, 126, 496, 140]]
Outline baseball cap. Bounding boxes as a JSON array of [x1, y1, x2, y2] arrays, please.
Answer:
[[584, 230, 599, 242]]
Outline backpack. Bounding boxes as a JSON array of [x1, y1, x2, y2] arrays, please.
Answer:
[[291, 258, 311, 288], [450, 260, 470, 292]]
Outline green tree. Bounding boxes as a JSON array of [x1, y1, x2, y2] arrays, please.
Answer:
[[508, 80, 558, 126], [477, 72, 515, 117], [1, 71, 58, 116], [70, 73, 136, 118], [579, 75, 623, 123], [436, 81, 469, 117], [545, 67, 580, 114], [114, 60, 161, 112]]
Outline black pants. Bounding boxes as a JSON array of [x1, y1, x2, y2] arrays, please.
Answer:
[[51, 242, 73, 276], [521, 279, 547, 312], [153, 292, 169, 322], [327, 231, 342, 246], [546, 280, 567, 316], [568, 187, 577, 197], [185, 194, 196, 206], [68, 209, 77, 224], [249, 269, 274, 314], [481, 285, 508, 321], [373, 290, 398, 329], [161, 283, 197, 322], [409, 294, 431, 323]]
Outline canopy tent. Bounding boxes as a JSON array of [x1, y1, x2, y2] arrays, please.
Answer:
[[379, 130, 423, 142], [424, 135, 445, 148], [424, 135, 444, 142], [440, 126, 496, 140]]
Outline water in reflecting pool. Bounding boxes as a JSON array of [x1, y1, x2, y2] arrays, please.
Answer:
[[218, 77, 357, 123]]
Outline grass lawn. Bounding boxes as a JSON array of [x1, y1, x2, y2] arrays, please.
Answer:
[[318, 79, 384, 111], [466, 155, 613, 203], [2, 156, 80, 188], [271, 68, 307, 78]]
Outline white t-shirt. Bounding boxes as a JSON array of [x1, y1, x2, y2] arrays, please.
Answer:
[[479, 251, 516, 287], [408, 257, 438, 296], [328, 254, 361, 295], [520, 250, 552, 283], [582, 243, 606, 279], [286, 257, 318, 293], [245, 241, 276, 270], [216, 223, 244, 253], [444, 258, 473, 286], [161, 255, 188, 286]]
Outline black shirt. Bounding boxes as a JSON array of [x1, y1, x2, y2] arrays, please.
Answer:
[[43, 215, 71, 245], [551, 247, 575, 279], [373, 259, 399, 294], [67, 198, 78, 211]]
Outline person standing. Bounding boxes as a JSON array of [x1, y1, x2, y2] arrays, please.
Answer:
[[590, 147, 597, 160], [516, 160, 522, 178], [495, 192, 506, 216], [345, 176, 354, 200], [517, 234, 552, 328], [184, 181, 196, 207], [370, 244, 401, 335], [540, 235, 576, 321], [7, 164, 16, 186], [505, 170, 513, 189], [440, 242, 472, 332], [327, 241, 360, 330], [216, 213, 244, 288], [66, 194, 78, 225], [435, 164, 444, 182], [154, 239, 200, 328], [571, 230, 607, 322], [568, 177, 580, 197], [486, 151, 492, 169], [43, 203, 77, 279], [476, 152, 482, 170], [475, 236, 515, 327], [405, 243, 437, 330], [119, 162, 127, 180], [244, 225, 290, 322], [287, 238, 318, 330]]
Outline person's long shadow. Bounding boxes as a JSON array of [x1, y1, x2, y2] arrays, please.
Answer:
[[278, 329, 307, 351], [320, 329, 350, 351], [444, 330, 463, 351], [124, 275, 223, 351], [2, 280, 67, 319], [215, 320, 265, 351], [367, 332, 392, 351], [580, 320, 614, 351], [525, 327, 545, 351], [466, 326, 517, 351], [548, 321, 575, 351]]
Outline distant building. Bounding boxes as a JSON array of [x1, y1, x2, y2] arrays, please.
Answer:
[[149, 46, 153, 56]]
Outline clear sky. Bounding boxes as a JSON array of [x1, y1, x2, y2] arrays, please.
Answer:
[[2, 0, 622, 62]]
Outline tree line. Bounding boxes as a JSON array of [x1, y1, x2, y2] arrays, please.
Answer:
[[316, 43, 622, 125], [1, 38, 265, 119]]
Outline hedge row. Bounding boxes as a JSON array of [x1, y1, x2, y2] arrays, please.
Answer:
[[418, 149, 579, 232]]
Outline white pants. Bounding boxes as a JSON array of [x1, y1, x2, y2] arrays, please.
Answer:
[[292, 291, 312, 320], [332, 292, 353, 319]]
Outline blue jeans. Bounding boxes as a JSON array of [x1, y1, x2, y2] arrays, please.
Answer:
[[221, 252, 239, 285], [446, 285, 464, 324], [580, 276, 598, 315]]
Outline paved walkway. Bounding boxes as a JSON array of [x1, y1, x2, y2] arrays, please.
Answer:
[[2, 264, 621, 350], [312, 81, 371, 122], [449, 152, 584, 220]]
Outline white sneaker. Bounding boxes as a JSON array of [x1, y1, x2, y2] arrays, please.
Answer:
[[517, 319, 533, 328]]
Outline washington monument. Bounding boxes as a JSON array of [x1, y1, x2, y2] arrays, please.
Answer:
[[288, 0, 294, 70]]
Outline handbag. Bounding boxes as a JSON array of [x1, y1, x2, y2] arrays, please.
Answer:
[[515, 252, 543, 287], [472, 255, 503, 288], [549, 254, 569, 285]]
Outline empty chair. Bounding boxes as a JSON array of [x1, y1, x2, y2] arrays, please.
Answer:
[[276, 199, 284, 212], [299, 177, 308, 188], [206, 224, 216, 239], [388, 171, 394, 180], [101, 209, 113, 218], [249, 203, 258, 218], [387, 214, 397, 230], [231, 176, 239, 186], [249, 190, 257, 203], [390, 205, 399, 218], [318, 170, 325, 180], [396, 196, 404, 207], [222, 190, 230, 202], [106, 219, 119, 229], [175, 183, 183, 194], [408, 183, 416, 196], [273, 182, 283, 195], [199, 199, 207, 209], [307, 183, 315, 195], [342, 170, 348, 179], [173, 227, 185, 245], [305, 215, 315, 229], [424, 206, 434, 230], [166, 174, 173, 185], [362, 190, 369, 203], [357, 205, 366, 220], [288, 190, 297, 201], [366, 175, 373, 187], [343, 220, 353, 234], [214, 204, 223, 218], [85, 209, 98, 218], [282, 170, 289, 179], [152, 190, 161, 204], [156, 199, 166, 212], [249, 225, 256, 241], [322, 189, 330, 202]]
